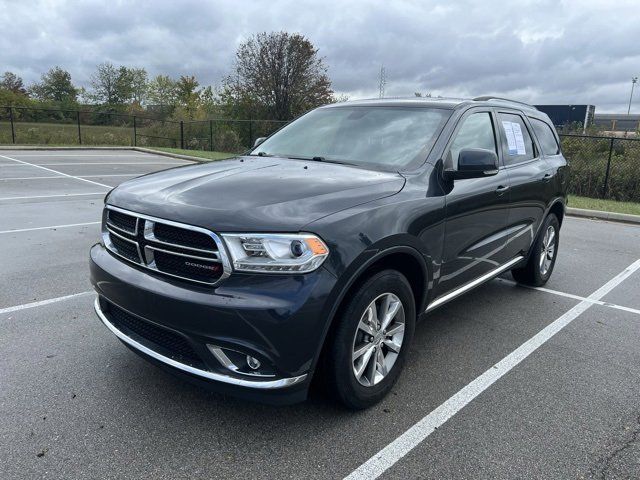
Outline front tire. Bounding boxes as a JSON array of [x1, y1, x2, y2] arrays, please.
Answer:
[[512, 213, 560, 286], [326, 270, 416, 410]]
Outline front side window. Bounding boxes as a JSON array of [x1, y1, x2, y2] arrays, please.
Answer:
[[497, 113, 535, 164], [447, 112, 497, 167], [250, 106, 451, 170], [530, 118, 560, 155]]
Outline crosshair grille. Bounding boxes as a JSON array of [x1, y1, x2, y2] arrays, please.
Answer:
[[103, 206, 228, 285]]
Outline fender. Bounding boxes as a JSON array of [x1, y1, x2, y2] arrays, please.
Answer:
[[524, 196, 566, 262], [307, 241, 432, 383]]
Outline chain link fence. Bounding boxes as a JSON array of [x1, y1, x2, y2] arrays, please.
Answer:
[[0, 106, 288, 153], [559, 134, 640, 202], [1, 106, 639, 202]]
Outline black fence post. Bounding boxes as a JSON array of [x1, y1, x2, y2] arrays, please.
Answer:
[[602, 137, 615, 199], [180, 121, 184, 149], [248, 116, 253, 148], [8, 107, 16, 144], [133, 116, 137, 146], [76, 110, 82, 145], [209, 119, 213, 152]]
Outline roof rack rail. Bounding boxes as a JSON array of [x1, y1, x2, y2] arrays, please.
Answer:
[[472, 96, 538, 110]]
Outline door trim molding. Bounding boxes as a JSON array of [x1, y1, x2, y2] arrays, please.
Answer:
[[426, 255, 524, 313]]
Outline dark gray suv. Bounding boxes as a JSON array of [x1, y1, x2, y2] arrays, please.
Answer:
[[90, 96, 568, 409]]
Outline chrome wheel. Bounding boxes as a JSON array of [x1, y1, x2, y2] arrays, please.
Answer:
[[351, 293, 405, 387], [539, 225, 556, 276]]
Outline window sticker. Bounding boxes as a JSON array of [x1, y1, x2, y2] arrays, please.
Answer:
[[502, 121, 518, 155], [501, 121, 527, 156], [511, 122, 527, 155]]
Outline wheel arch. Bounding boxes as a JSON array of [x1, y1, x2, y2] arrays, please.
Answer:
[[310, 243, 431, 384]]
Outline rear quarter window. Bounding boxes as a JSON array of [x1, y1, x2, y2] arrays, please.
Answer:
[[530, 118, 560, 155]]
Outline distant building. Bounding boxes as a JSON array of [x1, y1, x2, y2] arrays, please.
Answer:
[[592, 113, 640, 133], [534, 105, 595, 130]]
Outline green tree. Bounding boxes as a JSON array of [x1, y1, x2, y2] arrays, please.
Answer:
[[148, 74, 177, 108], [30, 66, 78, 103], [1, 71, 28, 96], [130, 68, 148, 105], [89, 63, 145, 106], [175, 75, 201, 117], [224, 31, 333, 120], [89, 62, 119, 104]]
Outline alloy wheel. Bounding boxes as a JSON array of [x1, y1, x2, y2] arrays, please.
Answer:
[[539, 225, 556, 276], [351, 293, 405, 387]]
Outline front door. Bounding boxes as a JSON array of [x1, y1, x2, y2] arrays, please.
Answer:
[[436, 110, 512, 296]]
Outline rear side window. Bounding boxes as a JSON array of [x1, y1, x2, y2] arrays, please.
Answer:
[[530, 118, 560, 155], [497, 113, 535, 165], [448, 112, 497, 167]]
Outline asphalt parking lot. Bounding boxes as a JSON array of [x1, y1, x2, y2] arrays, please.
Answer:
[[1, 149, 639, 480]]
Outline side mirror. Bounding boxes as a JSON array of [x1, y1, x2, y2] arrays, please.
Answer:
[[253, 137, 267, 148], [445, 148, 499, 180]]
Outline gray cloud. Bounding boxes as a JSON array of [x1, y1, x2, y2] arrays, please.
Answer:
[[1, 0, 638, 112]]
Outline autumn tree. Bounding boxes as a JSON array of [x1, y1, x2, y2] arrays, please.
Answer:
[[30, 66, 78, 103], [224, 31, 333, 120]]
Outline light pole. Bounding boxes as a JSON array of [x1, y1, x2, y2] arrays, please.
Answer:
[[628, 77, 638, 115]]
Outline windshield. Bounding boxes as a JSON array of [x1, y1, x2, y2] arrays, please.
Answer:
[[250, 106, 451, 170]]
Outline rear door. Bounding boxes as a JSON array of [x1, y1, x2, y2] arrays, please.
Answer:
[[437, 109, 512, 296], [496, 111, 551, 259]]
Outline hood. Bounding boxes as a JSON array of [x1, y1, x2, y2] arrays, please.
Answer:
[[107, 156, 405, 231]]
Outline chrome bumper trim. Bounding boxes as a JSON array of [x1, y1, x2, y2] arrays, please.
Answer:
[[94, 298, 307, 389]]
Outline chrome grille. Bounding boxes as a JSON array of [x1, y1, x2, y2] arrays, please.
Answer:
[[103, 205, 231, 286]]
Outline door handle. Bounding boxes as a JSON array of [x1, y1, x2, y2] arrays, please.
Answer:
[[540, 173, 553, 183], [495, 185, 510, 195]]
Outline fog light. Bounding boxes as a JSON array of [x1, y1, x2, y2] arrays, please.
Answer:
[[246, 355, 261, 370]]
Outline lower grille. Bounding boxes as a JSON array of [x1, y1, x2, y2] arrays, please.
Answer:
[[102, 300, 205, 368]]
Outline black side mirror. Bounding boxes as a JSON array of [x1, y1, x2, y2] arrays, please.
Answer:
[[253, 137, 267, 148], [445, 148, 499, 180]]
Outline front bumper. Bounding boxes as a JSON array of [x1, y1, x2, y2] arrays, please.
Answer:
[[90, 243, 337, 404]]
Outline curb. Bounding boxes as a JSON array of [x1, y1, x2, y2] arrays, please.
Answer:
[[566, 207, 640, 225], [131, 147, 217, 163]]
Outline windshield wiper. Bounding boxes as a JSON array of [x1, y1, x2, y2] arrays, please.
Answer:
[[287, 155, 352, 166]]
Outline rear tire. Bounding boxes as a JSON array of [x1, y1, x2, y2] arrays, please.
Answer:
[[511, 213, 560, 286], [325, 270, 416, 410]]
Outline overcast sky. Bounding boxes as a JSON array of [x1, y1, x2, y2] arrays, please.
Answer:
[[1, 0, 638, 113]]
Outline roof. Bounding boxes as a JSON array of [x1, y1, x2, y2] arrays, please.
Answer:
[[325, 96, 538, 112]]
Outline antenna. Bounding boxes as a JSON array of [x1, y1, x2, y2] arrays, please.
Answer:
[[378, 65, 386, 99]]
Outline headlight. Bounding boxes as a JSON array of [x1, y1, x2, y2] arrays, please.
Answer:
[[221, 233, 329, 273]]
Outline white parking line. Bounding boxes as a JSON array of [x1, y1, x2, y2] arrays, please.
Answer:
[[0, 175, 64, 181], [0, 173, 146, 181], [0, 161, 186, 166], [0, 221, 101, 234], [0, 153, 113, 189], [496, 278, 640, 316], [0, 291, 93, 315], [0, 192, 107, 201], [345, 258, 640, 480], [5, 154, 164, 157], [5, 154, 178, 158]]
